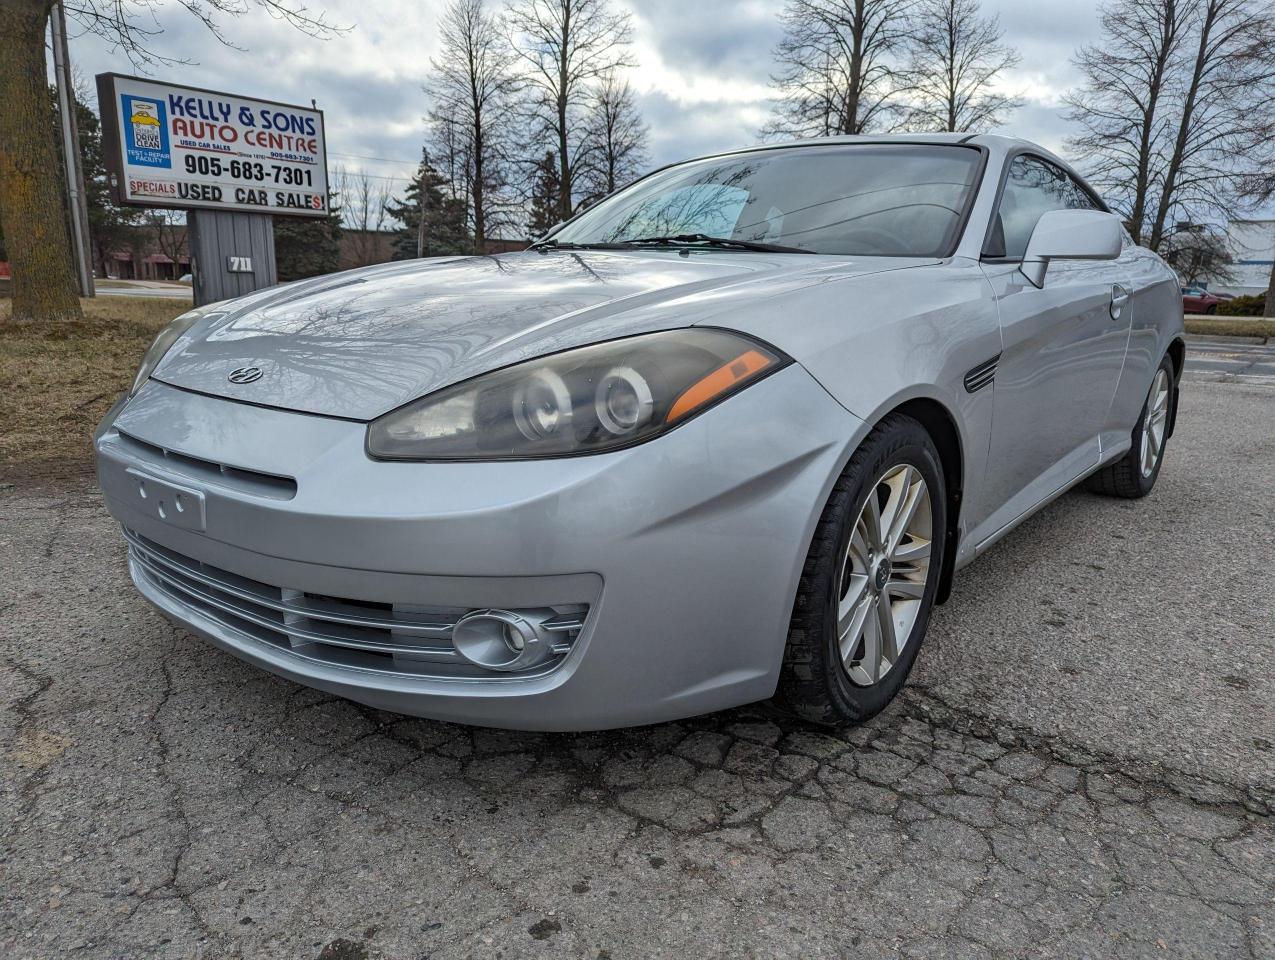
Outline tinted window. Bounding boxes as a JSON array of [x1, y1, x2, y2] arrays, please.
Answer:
[[551, 145, 983, 257], [992, 155, 1096, 259]]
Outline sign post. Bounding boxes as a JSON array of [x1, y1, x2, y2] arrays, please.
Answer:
[[95, 73, 329, 305], [52, 5, 94, 297]]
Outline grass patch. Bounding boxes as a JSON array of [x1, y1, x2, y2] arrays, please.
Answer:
[[1, 296, 190, 466], [1184, 316, 1275, 340]]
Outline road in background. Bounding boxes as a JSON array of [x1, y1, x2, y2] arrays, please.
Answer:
[[95, 281, 193, 300], [1185, 336, 1275, 383]]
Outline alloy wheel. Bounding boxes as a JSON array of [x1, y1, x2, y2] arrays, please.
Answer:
[[837, 464, 934, 687], [1140, 368, 1171, 479]]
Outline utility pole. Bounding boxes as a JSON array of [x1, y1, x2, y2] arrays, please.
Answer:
[[416, 166, 429, 258], [51, 3, 94, 297]]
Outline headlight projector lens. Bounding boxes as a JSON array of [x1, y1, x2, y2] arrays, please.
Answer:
[[596, 366, 654, 436], [512, 370, 572, 441]]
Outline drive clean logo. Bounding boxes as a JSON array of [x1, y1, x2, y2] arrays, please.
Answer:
[[122, 94, 171, 168]]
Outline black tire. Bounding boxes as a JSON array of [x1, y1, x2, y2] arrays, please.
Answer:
[[1086, 353, 1176, 499], [1206, 304, 1217, 315], [776, 414, 947, 726]]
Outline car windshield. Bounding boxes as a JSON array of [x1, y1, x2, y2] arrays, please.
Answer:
[[548, 144, 983, 258]]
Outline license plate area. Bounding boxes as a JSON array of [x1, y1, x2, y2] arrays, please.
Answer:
[[125, 467, 207, 533]]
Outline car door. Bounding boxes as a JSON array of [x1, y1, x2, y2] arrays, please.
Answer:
[[973, 154, 1135, 545]]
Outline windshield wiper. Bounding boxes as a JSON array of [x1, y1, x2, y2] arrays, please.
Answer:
[[529, 238, 591, 251], [618, 233, 814, 255]]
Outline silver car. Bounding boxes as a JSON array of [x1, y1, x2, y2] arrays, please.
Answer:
[[95, 134, 1184, 731]]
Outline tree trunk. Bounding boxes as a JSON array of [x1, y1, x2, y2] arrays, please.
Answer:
[[0, 0, 82, 321], [844, 0, 865, 134], [1265, 252, 1275, 319], [471, 122, 486, 254], [556, 3, 572, 222], [1148, 1, 1215, 251]]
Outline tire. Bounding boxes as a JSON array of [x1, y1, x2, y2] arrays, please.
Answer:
[[1206, 304, 1217, 315], [1086, 354, 1176, 499], [776, 414, 947, 726]]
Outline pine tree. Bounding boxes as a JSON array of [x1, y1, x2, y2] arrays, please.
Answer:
[[385, 149, 473, 258], [274, 193, 343, 281], [528, 152, 562, 238]]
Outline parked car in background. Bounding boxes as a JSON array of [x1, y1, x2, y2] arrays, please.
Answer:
[[1182, 285, 1232, 314], [95, 134, 1185, 731]]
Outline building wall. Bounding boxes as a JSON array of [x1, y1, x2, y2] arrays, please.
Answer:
[[1219, 220, 1275, 295], [338, 230, 399, 271], [338, 231, 529, 270]]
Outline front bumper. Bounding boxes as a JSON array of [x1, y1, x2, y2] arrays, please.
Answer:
[[95, 368, 862, 730]]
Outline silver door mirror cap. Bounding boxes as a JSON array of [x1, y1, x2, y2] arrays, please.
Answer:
[[1019, 209, 1123, 287]]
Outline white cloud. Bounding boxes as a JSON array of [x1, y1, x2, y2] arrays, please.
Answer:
[[62, 0, 1106, 190]]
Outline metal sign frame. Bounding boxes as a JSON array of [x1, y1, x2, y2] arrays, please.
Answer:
[[95, 72, 329, 219]]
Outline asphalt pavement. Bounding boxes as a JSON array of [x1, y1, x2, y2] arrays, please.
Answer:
[[1, 347, 1271, 959], [1184, 336, 1275, 384], [96, 283, 193, 300]]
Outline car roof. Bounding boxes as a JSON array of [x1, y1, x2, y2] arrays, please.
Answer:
[[690, 132, 1059, 168]]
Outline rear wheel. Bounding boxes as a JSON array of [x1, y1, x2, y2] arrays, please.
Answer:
[[1086, 354, 1175, 499], [777, 415, 946, 726]]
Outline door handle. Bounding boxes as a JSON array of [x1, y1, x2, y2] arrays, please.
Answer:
[[1110, 284, 1131, 321]]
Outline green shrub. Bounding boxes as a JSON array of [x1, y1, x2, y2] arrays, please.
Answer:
[[1217, 294, 1266, 316]]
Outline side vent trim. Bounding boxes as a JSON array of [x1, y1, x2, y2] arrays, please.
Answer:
[[963, 354, 1000, 394]]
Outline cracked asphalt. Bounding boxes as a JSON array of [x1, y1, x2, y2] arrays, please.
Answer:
[[2, 373, 1273, 960]]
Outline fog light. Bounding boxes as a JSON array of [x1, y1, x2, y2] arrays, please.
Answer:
[[452, 609, 558, 672]]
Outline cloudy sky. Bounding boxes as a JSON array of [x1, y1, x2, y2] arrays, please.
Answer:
[[64, 0, 1106, 207]]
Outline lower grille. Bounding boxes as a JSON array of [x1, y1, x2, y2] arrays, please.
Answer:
[[124, 528, 586, 680]]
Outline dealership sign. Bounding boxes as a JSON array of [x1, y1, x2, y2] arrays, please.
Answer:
[[96, 74, 329, 218]]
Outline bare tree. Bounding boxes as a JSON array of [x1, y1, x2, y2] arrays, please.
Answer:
[[506, 0, 636, 222], [1064, 0, 1186, 245], [0, 0, 340, 324], [1159, 223, 1235, 285], [763, 0, 917, 139], [141, 210, 187, 277], [905, 0, 1021, 133], [425, 0, 520, 253], [1065, 0, 1275, 252], [578, 69, 648, 203], [1146, 0, 1275, 250], [334, 166, 393, 267]]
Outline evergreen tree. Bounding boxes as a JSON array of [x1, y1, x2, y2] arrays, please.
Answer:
[[386, 149, 473, 258], [274, 192, 343, 281], [528, 151, 562, 238]]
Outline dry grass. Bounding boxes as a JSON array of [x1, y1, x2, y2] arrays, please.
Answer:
[[1, 296, 190, 466], [1184, 316, 1275, 340]]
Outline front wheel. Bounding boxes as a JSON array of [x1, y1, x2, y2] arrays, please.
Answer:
[[777, 414, 947, 726], [1086, 354, 1175, 499]]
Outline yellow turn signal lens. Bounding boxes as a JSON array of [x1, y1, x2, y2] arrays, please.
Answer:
[[666, 350, 775, 423]]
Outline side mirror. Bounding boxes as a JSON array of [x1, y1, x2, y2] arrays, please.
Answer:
[[1020, 209, 1122, 287]]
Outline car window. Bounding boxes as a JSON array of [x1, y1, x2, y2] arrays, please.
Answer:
[[990, 155, 1096, 259], [551, 144, 984, 257]]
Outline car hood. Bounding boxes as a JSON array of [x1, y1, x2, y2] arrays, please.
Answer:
[[152, 249, 931, 420]]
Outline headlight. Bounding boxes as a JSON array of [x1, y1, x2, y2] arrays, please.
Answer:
[[366, 328, 789, 460], [129, 305, 224, 396]]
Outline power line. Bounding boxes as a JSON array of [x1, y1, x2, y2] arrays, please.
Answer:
[[329, 150, 420, 165], [334, 170, 415, 184]]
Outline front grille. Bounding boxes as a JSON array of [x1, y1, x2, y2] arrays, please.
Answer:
[[116, 430, 297, 501], [124, 528, 586, 679]]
